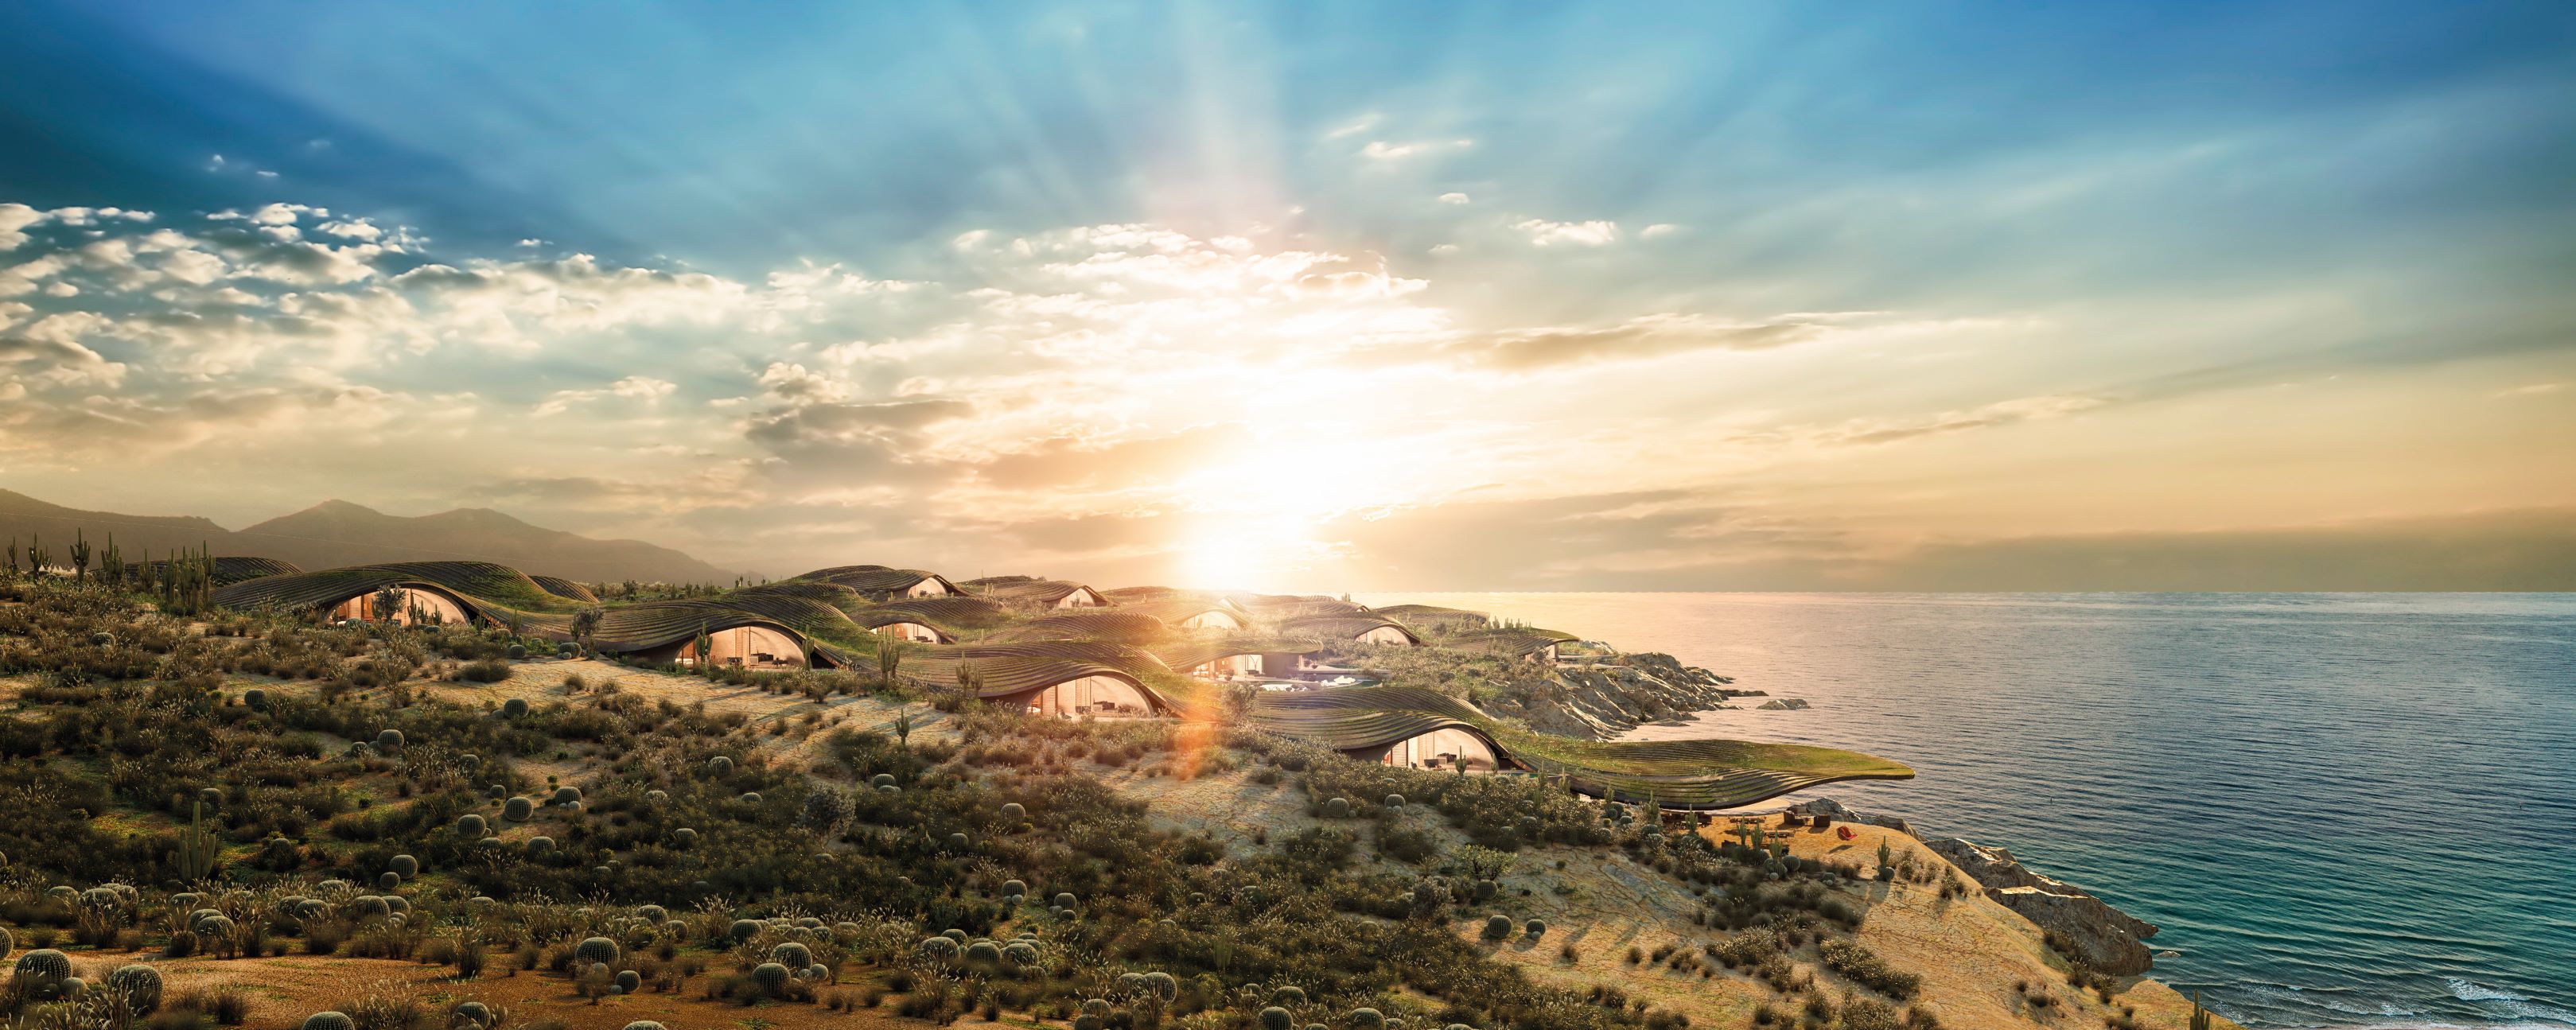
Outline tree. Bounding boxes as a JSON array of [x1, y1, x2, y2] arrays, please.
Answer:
[[570, 606, 605, 655], [371, 584, 407, 624]]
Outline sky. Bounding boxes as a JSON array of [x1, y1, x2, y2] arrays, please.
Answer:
[[2, 1, 2573, 591]]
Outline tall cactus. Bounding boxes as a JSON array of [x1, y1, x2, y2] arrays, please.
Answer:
[[2189, 993, 2212, 1030], [68, 531, 91, 584], [175, 800, 219, 881]]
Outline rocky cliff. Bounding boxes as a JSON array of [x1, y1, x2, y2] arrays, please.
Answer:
[[1927, 837, 2163, 975]]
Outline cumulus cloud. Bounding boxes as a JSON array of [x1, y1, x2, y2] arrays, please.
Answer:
[[1514, 219, 1621, 247]]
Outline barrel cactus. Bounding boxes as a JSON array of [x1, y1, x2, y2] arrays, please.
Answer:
[[1347, 1009, 1386, 1030], [806, 963, 830, 981], [374, 729, 404, 752], [1262, 1009, 1294, 1030], [1482, 915, 1512, 939], [573, 936, 619, 967], [527, 836, 553, 851], [1323, 797, 1351, 818], [243, 688, 267, 709], [199, 787, 224, 807], [0, 926, 14, 962], [738, 791, 762, 804], [1271, 986, 1307, 1006], [1003, 941, 1039, 966], [453, 1002, 492, 1027], [672, 827, 697, 847], [946, 832, 968, 850], [772, 942, 811, 968], [388, 854, 418, 877], [613, 970, 640, 993], [752, 962, 789, 992], [635, 904, 668, 923], [500, 698, 528, 717], [963, 940, 1002, 964], [1473, 879, 1497, 900], [505, 643, 527, 659], [502, 796, 534, 822], [1145, 971, 1178, 1000], [869, 773, 895, 789], [1000, 802, 1025, 822], [623, 1023, 667, 1030], [551, 786, 582, 807], [15, 948, 72, 982], [918, 936, 961, 960], [107, 964, 162, 1013], [708, 755, 733, 775], [194, 914, 237, 939], [457, 814, 486, 837], [376, 872, 401, 891], [55, 977, 86, 1000], [1385, 793, 1406, 809], [302, 1013, 357, 1030], [1001, 879, 1027, 898], [730, 919, 761, 942], [1524, 918, 1547, 939], [1052, 892, 1076, 910]]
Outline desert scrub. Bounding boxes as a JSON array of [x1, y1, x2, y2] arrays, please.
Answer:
[[1818, 939, 1921, 1000]]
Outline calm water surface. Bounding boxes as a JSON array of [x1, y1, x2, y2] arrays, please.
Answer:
[[1356, 593, 2576, 1030]]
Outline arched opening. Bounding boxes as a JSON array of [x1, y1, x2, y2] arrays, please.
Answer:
[[655, 624, 807, 670], [329, 585, 473, 626], [1017, 675, 1156, 719], [872, 621, 944, 643], [906, 577, 949, 597], [1180, 609, 1243, 630], [1356, 625, 1414, 646], [1365, 728, 1501, 772], [1057, 588, 1106, 608]]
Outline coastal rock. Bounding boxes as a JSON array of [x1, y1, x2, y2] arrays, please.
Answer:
[[1785, 798, 1914, 836], [1927, 838, 2160, 976], [1755, 698, 1811, 710], [1508, 653, 1741, 738]]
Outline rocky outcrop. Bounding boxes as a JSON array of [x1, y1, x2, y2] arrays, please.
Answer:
[[1756, 698, 1810, 710], [1926, 838, 2160, 976], [1785, 797, 1914, 836], [1504, 652, 1741, 738]]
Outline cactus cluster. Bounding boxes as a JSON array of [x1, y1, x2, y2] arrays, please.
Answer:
[[752, 962, 790, 991], [772, 942, 812, 968]]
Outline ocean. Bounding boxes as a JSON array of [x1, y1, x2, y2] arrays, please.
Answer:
[[1355, 593, 2576, 1030]]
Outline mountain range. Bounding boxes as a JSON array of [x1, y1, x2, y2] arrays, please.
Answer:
[[0, 489, 736, 585]]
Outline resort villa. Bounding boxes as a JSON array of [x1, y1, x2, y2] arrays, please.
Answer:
[[967, 576, 1111, 608]]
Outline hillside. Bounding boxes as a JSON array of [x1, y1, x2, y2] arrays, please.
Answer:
[[0, 490, 734, 585], [0, 573, 2235, 1030]]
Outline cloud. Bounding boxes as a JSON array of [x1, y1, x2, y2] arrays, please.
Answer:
[[533, 375, 679, 416], [1514, 219, 1620, 247], [2495, 383, 2562, 398], [1447, 313, 1834, 370], [1360, 138, 1473, 161], [1437, 192, 1471, 205], [1640, 223, 1679, 239]]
